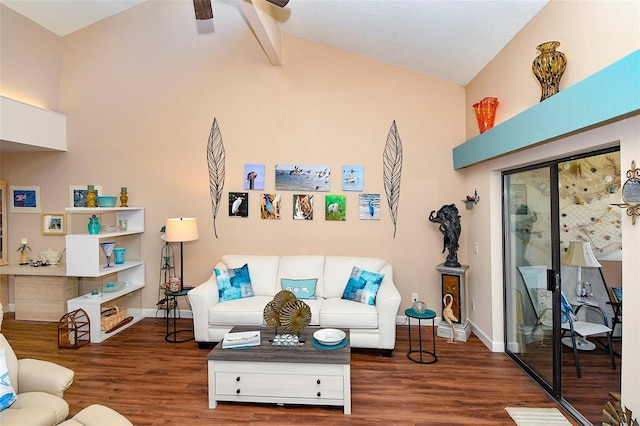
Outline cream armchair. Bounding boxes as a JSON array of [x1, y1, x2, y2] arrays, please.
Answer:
[[1, 333, 75, 426]]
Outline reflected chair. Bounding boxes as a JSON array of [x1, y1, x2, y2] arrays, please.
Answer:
[[560, 293, 616, 378], [599, 267, 622, 336]]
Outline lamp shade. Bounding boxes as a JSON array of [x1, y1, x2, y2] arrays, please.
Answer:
[[165, 218, 199, 242], [562, 241, 601, 267]]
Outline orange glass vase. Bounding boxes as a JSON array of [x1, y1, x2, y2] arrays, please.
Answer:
[[472, 97, 499, 133]]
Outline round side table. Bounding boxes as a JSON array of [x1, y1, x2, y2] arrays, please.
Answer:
[[405, 307, 437, 364]]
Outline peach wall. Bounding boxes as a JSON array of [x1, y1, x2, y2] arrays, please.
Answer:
[[0, 5, 61, 110], [464, 0, 639, 415], [1, 1, 465, 320]]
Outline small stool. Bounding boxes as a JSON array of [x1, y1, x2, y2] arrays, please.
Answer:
[[405, 307, 437, 364]]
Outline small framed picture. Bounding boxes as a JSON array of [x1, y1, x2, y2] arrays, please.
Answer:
[[10, 186, 41, 213], [244, 164, 265, 190], [342, 165, 364, 191], [69, 185, 102, 207], [42, 213, 66, 235], [229, 192, 248, 217], [359, 193, 381, 220]]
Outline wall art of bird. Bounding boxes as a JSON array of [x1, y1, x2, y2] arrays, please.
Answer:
[[443, 293, 458, 343], [231, 196, 243, 215]]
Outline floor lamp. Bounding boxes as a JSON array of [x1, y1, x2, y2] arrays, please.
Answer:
[[165, 218, 199, 291]]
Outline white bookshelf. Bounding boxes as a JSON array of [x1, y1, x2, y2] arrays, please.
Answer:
[[65, 207, 145, 342]]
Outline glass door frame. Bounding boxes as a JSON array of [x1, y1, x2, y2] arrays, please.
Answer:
[[502, 160, 562, 398], [502, 146, 621, 419]]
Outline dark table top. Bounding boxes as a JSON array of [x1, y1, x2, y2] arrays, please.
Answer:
[[207, 325, 350, 365]]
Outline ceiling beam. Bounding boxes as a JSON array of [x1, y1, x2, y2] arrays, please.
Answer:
[[240, 0, 283, 66]]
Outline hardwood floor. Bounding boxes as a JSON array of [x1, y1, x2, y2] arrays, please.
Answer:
[[1, 315, 587, 425]]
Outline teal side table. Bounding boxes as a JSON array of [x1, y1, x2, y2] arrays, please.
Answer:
[[405, 307, 437, 364]]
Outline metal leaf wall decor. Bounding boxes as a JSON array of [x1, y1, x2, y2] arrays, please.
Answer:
[[207, 117, 225, 239], [383, 120, 403, 238]]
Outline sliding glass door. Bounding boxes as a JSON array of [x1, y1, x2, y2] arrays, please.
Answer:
[[503, 163, 562, 397], [503, 148, 622, 423]]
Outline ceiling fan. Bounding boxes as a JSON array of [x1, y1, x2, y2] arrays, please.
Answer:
[[193, 0, 290, 20]]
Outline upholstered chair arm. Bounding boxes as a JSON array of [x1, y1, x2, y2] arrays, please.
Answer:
[[375, 264, 402, 350], [17, 358, 74, 397], [188, 269, 221, 343]]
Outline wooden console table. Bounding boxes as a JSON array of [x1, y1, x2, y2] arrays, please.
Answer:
[[0, 264, 78, 322]]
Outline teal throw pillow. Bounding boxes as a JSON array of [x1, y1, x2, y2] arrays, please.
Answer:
[[216, 263, 255, 302], [281, 278, 317, 299], [342, 266, 384, 305], [0, 348, 17, 411]]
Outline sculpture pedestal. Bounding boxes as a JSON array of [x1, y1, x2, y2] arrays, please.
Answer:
[[435, 263, 471, 342]]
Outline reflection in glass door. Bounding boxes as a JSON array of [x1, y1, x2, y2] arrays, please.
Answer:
[[503, 165, 561, 397]]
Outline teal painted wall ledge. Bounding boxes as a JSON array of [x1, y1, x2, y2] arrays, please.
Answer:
[[453, 49, 640, 170]]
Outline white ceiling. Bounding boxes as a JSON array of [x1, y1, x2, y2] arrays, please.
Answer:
[[1, 0, 548, 85]]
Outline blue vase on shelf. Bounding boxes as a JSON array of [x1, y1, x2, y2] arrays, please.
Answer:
[[88, 216, 100, 234]]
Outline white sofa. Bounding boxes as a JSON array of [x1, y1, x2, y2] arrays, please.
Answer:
[[188, 255, 402, 355]]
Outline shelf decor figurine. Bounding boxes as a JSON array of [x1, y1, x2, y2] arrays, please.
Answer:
[[17, 238, 31, 265], [120, 187, 128, 207], [532, 41, 567, 102], [462, 189, 480, 210], [88, 215, 100, 234], [86, 185, 97, 208]]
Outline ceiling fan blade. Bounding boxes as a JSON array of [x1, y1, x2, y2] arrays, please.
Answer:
[[266, 0, 290, 7], [193, 0, 213, 20]]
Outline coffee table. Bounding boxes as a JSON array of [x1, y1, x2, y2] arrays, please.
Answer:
[[207, 326, 351, 414]]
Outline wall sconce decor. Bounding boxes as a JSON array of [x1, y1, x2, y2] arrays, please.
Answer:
[[462, 189, 480, 210], [612, 160, 640, 225]]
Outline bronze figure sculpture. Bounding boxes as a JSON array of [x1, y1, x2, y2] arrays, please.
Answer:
[[429, 204, 461, 267]]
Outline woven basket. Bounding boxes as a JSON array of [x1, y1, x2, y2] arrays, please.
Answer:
[[101, 306, 128, 331]]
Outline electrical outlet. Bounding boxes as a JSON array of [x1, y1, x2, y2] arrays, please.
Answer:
[[411, 293, 419, 302], [471, 299, 476, 311]]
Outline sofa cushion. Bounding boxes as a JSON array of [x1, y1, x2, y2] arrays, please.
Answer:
[[0, 348, 16, 410], [319, 298, 378, 329], [323, 256, 386, 298], [210, 296, 273, 325], [276, 256, 325, 297], [222, 255, 280, 296], [11, 392, 69, 424], [215, 264, 254, 302], [281, 278, 317, 299], [341, 266, 384, 305], [1, 405, 58, 426]]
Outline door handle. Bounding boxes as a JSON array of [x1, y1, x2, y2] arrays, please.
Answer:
[[547, 269, 559, 292]]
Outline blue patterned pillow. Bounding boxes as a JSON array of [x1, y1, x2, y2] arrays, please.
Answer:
[[216, 263, 255, 302], [341, 266, 384, 305], [0, 348, 17, 411], [281, 278, 317, 299]]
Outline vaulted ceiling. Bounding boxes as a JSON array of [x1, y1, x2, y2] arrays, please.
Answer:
[[1, 0, 548, 85]]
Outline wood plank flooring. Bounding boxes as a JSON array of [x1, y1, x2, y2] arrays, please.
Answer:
[[0, 315, 590, 425]]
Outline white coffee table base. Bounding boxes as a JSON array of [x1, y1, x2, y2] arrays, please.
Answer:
[[208, 360, 351, 414]]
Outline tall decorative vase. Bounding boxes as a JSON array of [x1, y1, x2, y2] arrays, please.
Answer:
[[120, 187, 128, 207], [472, 97, 499, 133], [86, 185, 97, 208], [88, 216, 101, 234], [532, 41, 567, 102]]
